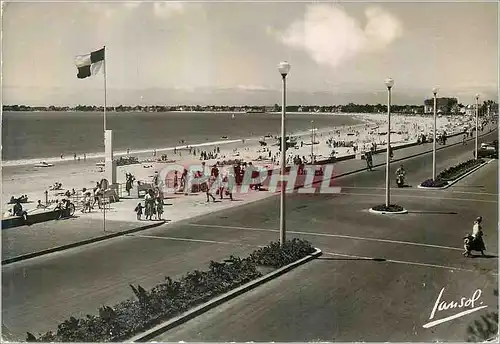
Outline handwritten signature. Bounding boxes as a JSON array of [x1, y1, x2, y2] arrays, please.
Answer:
[[423, 287, 488, 328]]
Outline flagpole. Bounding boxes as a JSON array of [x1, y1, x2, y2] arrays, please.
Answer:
[[103, 45, 107, 132], [103, 45, 107, 232]]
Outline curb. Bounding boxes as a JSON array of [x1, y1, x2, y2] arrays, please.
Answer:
[[1, 220, 167, 265], [417, 159, 491, 190], [130, 248, 323, 342], [369, 207, 408, 215], [313, 129, 497, 183]]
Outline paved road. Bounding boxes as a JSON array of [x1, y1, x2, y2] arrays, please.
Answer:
[[2, 131, 497, 341]]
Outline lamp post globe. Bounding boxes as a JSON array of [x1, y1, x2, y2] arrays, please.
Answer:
[[384, 78, 394, 89], [278, 61, 291, 77], [432, 87, 439, 95]]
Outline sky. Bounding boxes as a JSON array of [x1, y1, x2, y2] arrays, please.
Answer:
[[2, 1, 499, 106]]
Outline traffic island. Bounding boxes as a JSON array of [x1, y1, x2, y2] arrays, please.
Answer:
[[27, 239, 322, 342], [369, 204, 408, 215], [418, 158, 486, 190]]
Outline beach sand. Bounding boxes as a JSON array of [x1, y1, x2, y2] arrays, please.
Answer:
[[2, 113, 471, 216]]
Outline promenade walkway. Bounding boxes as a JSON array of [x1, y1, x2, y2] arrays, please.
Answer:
[[2, 125, 495, 264]]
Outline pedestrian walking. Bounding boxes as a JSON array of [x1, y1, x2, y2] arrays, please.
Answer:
[[156, 198, 163, 220], [134, 202, 144, 220], [206, 176, 216, 202], [173, 171, 179, 192]]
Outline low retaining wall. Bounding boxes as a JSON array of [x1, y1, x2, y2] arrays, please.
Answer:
[[2, 209, 59, 230]]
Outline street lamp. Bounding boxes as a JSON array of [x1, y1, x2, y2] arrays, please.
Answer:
[[475, 94, 480, 159], [384, 78, 394, 208], [311, 120, 314, 163], [432, 87, 438, 180], [278, 61, 290, 248]]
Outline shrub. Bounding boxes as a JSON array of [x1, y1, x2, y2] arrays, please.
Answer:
[[371, 204, 404, 212], [437, 159, 484, 181], [28, 239, 315, 342], [420, 179, 448, 188], [419, 159, 484, 187], [249, 238, 315, 268]]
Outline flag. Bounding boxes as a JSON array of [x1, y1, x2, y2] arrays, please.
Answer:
[[75, 47, 105, 79]]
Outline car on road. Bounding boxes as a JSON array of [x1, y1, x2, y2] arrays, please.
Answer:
[[477, 140, 498, 158]]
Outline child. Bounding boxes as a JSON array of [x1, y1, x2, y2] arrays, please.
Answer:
[[134, 202, 144, 221]]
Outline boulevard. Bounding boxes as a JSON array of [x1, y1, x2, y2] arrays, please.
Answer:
[[2, 130, 498, 341]]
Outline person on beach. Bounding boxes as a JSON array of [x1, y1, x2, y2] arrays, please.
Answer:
[[82, 192, 92, 213], [134, 202, 144, 220], [36, 200, 46, 209], [74, 153, 77, 161], [13, 200, 28, 222]]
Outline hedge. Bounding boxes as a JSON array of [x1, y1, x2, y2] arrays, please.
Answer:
[[420, 159, 484, 188], [27, 239, 315, 342]]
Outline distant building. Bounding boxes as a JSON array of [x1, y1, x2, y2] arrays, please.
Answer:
[[465, 104, 476, 116], [424, 97, 458, 114]]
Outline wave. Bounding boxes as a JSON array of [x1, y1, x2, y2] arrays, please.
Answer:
[[1, 138, 246, 168]]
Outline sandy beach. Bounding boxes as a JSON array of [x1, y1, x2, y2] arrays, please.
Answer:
[[2, 112, 474, 216]]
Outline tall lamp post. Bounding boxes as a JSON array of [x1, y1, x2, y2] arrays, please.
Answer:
[[311, 120, 314, 163], [475, 94, 480, 159], [432, 87, 438, 180], [384, 78, 394, 208], [278, 61, 290, 248]]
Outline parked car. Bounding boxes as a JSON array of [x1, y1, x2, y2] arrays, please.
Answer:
[[477, 140, 498, 158]]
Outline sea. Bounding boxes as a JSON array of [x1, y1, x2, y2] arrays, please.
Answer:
[[2, 111, 363, 166]]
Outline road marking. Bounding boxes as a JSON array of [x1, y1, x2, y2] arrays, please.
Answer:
[[125, 234, 263, 248], [188, 224, 463, 251], [338, 187, 497, 196], [422, 306, 489, 328], [333, 192, 498, 203], [126, 234, 497, 276], [323, 251, 497, 275]]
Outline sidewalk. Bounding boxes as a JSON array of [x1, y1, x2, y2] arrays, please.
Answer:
[[2, 126, 494, 264]]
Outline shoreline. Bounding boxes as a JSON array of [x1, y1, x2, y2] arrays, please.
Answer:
[[2, 117, 369, 168]]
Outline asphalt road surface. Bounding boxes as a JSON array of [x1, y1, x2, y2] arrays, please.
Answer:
[[2, 131, 498, 341]]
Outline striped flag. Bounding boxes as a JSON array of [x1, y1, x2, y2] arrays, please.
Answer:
[[75, 47, 105, 79]]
